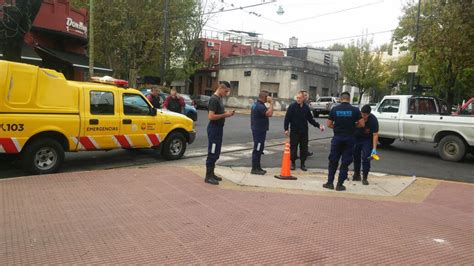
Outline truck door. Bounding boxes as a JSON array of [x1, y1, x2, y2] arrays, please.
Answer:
[[119, 93, 163, 148], [79, 89, 120, 150], [376, 99, 401, 138]]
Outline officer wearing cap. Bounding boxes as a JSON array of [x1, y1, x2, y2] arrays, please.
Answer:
[[353, 104, 379, 185], [323, 92, 365, 191], [250, 90, 273, 175], [205, 81, 235, 185]]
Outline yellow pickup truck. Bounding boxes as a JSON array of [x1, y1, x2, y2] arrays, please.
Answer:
[[0, 60, 195, 174]]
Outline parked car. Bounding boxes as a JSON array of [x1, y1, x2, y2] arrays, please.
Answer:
[[373, 95, 474, 161], [192, 95, 211, 109], [139, 89, 198, 121], [181, 94, 196, 108], [309, 96, 339, 117], [159, 93, 198, 122]]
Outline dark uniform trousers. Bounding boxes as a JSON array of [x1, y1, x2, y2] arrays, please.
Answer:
[[290, 131, 309, 162], [206, 124, 223, 168], [353, 137, 372, 176], [328, 135, 355, 185], [252, 130, 267, 169]]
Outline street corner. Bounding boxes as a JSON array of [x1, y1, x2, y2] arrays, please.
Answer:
[[214, 166, 441, 202]]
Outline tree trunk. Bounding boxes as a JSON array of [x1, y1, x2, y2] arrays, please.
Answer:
[[129, 68, 137, 88]]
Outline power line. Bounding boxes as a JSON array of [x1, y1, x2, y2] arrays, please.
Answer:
[[202, 0, 276, 16], [281, 1, 384, 24], [300, 29, 395, 45]]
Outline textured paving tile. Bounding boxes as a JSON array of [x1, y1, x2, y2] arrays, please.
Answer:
[[0, 166, 472, 264]]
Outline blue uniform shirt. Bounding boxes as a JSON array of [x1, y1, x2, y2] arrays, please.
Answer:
[[355, 113, 379, 139], [328, 102, 362, 136], [251, 100, 269, 131]]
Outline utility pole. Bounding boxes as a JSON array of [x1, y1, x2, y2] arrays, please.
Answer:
[[160, 0, 170, 85], [408, 0, 421, 95], [88, 0, 94, 79]]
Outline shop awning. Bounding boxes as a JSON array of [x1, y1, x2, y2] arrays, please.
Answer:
[[0, 43, 43, 63], [34, 45, 113, 73]]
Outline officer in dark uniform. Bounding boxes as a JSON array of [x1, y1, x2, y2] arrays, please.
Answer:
[[353, 104, 379, 185], [205, 81, 235, 185], [284, 91, 325, 171], [323, 92, 364, 191], [250, 90, 273, 175]]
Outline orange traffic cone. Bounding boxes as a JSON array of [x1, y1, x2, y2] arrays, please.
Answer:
[[274, 140, 297, 180]]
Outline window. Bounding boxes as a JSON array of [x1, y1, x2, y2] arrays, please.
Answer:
[[230, 81, 239, 96], [309, 86, 317, 101], [378, 99, 400, 113], [322, 88, 329, 96], [123, 94, 151, 115], [206, 76, 212, 88], [90, 91, 114, 115], [260, 82, 279, 98], [408, 98, 438, 114]]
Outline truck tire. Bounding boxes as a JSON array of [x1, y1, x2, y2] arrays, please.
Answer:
[[161, 132, 187, 160], [313, 110, 320, 118], [438, 135, 466, 162], [378, 137, 395, 147], [21, 138, 65, 175]]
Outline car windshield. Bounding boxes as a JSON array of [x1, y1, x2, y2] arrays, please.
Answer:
[[319, 98, 332, 102]]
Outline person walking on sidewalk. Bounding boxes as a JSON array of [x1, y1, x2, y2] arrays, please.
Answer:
[[250, 90, 273, 175], [205, 81, 235, 185], [323, 92, 364, 191], [284, 91, 325, 171], [352, 104, 379, 185]]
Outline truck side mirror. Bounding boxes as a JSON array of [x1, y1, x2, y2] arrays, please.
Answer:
[[150, 107, 157, 116]]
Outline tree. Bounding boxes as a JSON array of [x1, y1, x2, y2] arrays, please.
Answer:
[[339, 37, 385, 104], [71, 0, 209, 88], [0, 0, 42, 62], [394, 0, 474, 107]]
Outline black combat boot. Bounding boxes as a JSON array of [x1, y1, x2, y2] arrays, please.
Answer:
[[211, 167, 222, 181], [205, 167, 219, 185], [251, 168, 266, 175], [291, 161, 296, 170], [352, 171, 361, 181], [335, 182, 346, 191], [300, 161, 307, 171], [362, 172, 369, 185], [322, 183, 334, 190]]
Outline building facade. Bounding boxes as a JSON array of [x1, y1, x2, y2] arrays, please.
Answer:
[[0, 0, 111, 80], [218, 55, 339, 110]]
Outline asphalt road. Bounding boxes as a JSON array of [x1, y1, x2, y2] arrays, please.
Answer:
[[1, 110, 472, 182]]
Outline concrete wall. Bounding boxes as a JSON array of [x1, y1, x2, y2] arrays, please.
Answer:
[[217, 56, 339, 110]]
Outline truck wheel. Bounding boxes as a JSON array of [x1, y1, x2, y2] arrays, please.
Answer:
[[21, 138, 65, 175], [313, 110, 320, 118], [378, 137, 395, 147], [438, 135, 466, 162], [161, 132, 186, 160]]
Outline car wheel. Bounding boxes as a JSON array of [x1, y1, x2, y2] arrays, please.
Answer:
[[21, 138, 65, 175], [312, 110, 319, 118], [161, 132, 187, 160], [438, 135, 466, 162], [378, 137, 395, 147]]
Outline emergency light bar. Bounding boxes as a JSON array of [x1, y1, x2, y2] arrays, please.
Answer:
[[90, 76, 129, 87]]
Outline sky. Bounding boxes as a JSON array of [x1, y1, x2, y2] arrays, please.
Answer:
[[203, 0, 409, 48]]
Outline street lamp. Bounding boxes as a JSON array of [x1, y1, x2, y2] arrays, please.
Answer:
[[276, 5, 284, 15]]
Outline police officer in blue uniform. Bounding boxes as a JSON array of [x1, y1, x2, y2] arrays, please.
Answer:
[[250, 90, 273, 175], [323, 92, 365, 191], [353, 104, 379, 185], [205, 81, 235, 185]]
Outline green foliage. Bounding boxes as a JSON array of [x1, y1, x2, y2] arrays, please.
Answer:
[[394, 0, 474, 106], [70, 0, 205, 87], [339, 38, 385, 104]]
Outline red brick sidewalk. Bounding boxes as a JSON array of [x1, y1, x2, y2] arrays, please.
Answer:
[[1, 166, 472, 264]]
